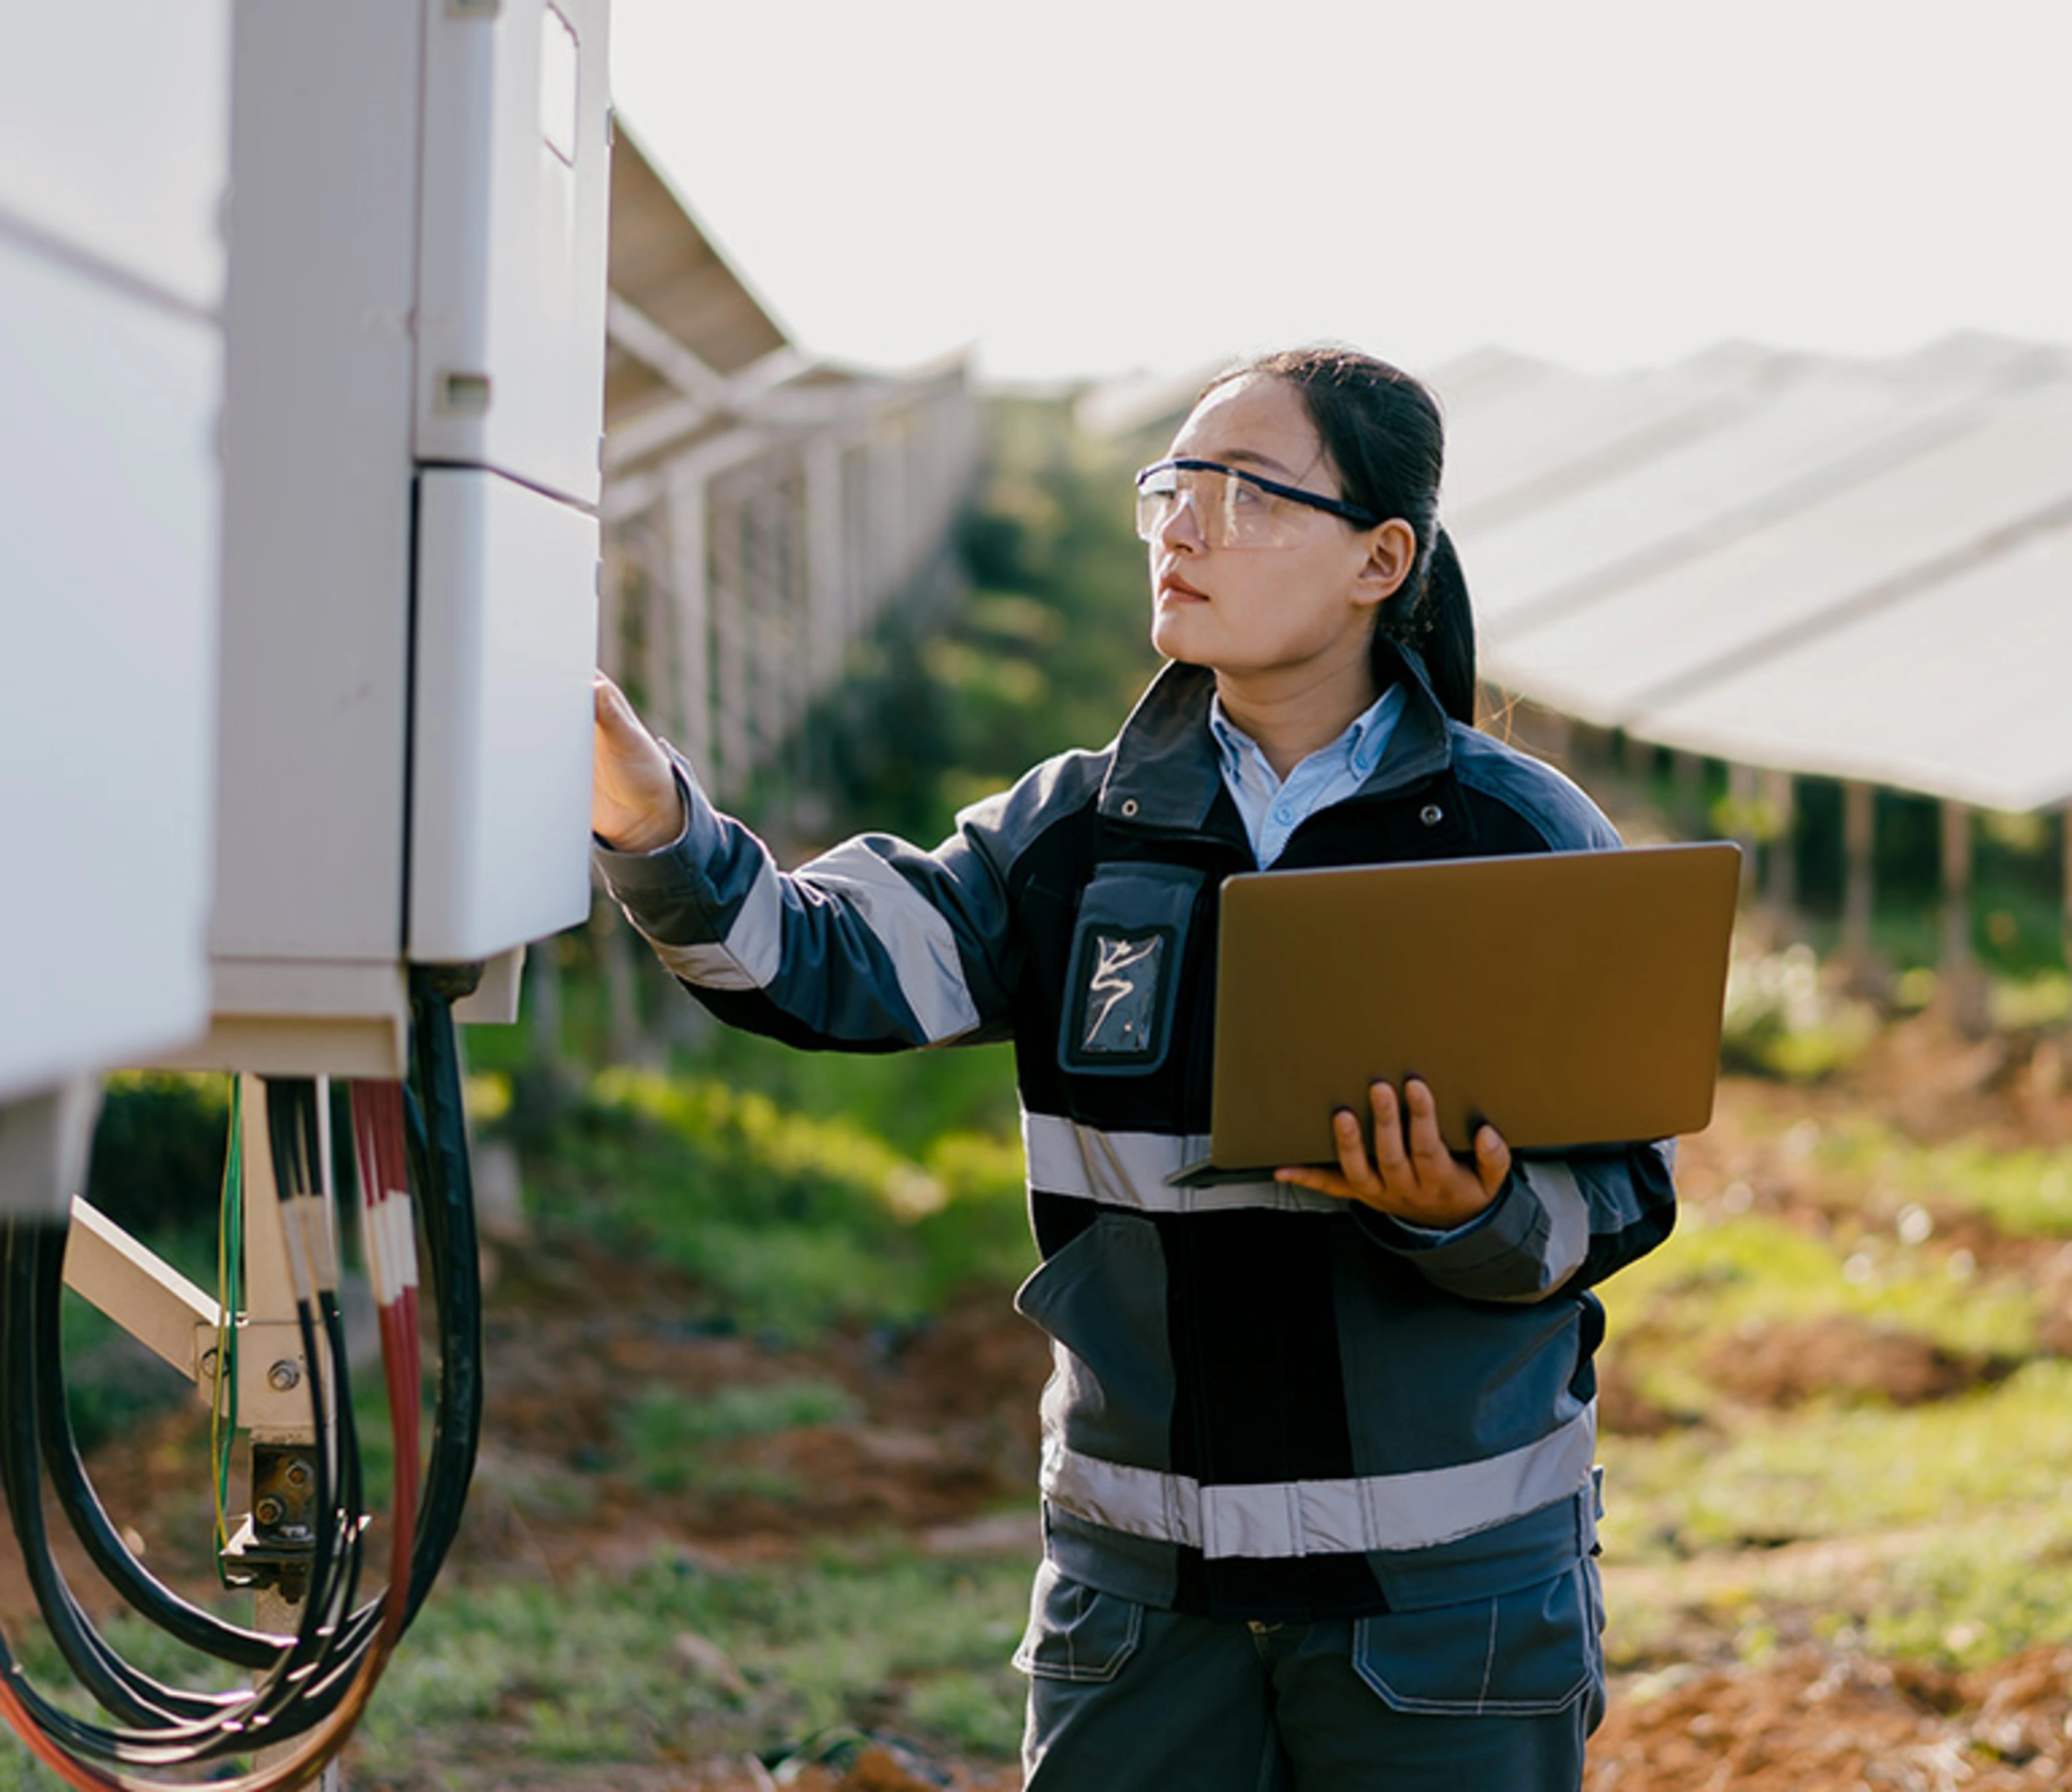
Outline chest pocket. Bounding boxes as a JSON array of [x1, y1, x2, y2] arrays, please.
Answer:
[[1056, 862, 1207, 1078]]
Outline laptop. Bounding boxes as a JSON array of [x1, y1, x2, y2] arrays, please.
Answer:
[[1171, 840, 1740, 1185]]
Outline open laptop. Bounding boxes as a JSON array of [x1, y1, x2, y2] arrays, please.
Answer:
[[1171, 840, 1740, 1185]]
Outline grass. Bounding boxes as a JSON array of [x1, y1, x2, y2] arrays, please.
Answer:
[[1806, 1116, 2072, 1238], [58, 1292, 202, 1454], [620, 1378, 860, 1498], [510, 1065, 1035, 1340], [343, 1542, 1033, 1783], [1596, 1201, 2045, 1426], [1849, 1506, 2072, 1668], [645, 1025, 1022, 1162], [1601, 1358, 2072, 1560], [1584, 1091, 2072, 1676], [0, 1535, 1036, 1789], [0, 1609, 249, 1790]]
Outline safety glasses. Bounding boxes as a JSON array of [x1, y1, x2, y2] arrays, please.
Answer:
[[1134, 457, 1381, 550]]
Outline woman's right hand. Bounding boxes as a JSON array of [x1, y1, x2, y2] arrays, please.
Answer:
[[592, 671, 686, 853]]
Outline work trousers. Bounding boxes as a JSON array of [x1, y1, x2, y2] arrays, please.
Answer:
[[1015, 1560, 1604, 1792]]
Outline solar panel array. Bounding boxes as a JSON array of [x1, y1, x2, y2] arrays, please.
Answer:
[[1432, 336, 2072, 813]]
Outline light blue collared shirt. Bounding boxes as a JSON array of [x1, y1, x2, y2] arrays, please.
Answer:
[[1208, 684, 1406, 868]]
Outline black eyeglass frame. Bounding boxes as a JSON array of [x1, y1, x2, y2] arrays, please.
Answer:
[[1134, 457, 1382, 531]]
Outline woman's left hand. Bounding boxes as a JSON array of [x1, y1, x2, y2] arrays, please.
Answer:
[[1276, 1078, 1511, 1229]]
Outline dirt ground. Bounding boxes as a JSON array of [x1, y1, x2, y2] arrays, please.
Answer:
[[11, 1010, 2072, 1790]]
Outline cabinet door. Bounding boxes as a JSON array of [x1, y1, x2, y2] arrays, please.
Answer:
[[414, 0, 613, 509], [408, 467, 599, 964]]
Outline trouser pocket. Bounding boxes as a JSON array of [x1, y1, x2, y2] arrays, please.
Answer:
[[1013, 1560, 1143, 1684], [1351, 1558, 1604, 1719]]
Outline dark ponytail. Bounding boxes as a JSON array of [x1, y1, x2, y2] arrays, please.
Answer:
[[1203, 346, 1479, 726], [1409, 526, 1477, 726]]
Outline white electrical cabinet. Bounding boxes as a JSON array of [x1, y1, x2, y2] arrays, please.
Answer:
[[0, 7, 232, 316], [0, 4, 232, 1211], [191, 0, 611, 1077], [411, 469, 601, 964]]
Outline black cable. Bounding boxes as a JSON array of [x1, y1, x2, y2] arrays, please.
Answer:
[[0, 1221, 303, 1767], [32, 1214, 282, 1670], [12, 1220, 249, 1724], [0, 1218, 215, 1736], [0, 1098, 350, 1764], [0, 1138, 365, 1765], [0, 979, 490, 1777], [89, 1010, 492, 1742], [400, 970, 483, 1621]]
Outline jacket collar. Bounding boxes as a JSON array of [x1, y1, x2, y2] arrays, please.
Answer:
[[1097, 637, 1458, 830]]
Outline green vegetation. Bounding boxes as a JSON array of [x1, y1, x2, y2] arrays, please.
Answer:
[[1594, 1104, 2072, 1676], [1630, 755, 2070, 988], [0, 1543, 1033, 1789], [779, 389, 1160, 854], [1603, 1363, 2072, 1559], [1852, 1508, 2072, 1668], [1718, 942, 1883, 1081], [1805, 1118, 2072, 1238], [621, 1378, 859, 1499], [81, 1073, 231, 1244], [346, 1544, 1032, 1781], [514, 1066, 1032, 1338]]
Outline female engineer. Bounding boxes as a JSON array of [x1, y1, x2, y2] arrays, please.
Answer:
[[590, 344, 1677, 1792]]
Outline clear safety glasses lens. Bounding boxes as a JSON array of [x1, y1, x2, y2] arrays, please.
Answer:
[[1134, 463, 1313, 551]]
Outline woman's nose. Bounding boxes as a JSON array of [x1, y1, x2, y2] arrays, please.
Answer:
[[1156, 486, 1206, 552]]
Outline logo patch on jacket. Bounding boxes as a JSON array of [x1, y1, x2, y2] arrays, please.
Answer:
[[1082, 933, 1165, 1055], [1056, 860, 1202, 1078]]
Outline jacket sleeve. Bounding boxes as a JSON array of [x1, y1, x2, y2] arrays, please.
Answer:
[[1349, 1141, 1678, 1301], [593, 747, 1032, 1052]]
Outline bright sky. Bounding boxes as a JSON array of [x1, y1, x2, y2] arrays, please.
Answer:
[[609, 0, 2072, 389]]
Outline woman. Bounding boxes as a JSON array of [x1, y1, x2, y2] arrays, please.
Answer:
[[591, 345, 1676, 1791]]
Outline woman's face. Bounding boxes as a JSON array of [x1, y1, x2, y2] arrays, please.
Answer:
[[1147, 375, 1409, 695]]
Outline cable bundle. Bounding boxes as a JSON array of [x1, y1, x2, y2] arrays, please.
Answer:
[[347, 1077, 419, 1654], [0, 981, 483, 1787]]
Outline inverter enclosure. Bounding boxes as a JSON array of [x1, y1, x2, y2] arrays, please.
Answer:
[[410, 469, 599, 962], [0, 7, 232, 315], [0, 4, 230, 1118], [195, 0, 610, 1077], [415, 0, 610, 507]]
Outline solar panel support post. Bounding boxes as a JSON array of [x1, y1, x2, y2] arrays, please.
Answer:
[[1762, 769, 1797, 927], [1841, 781, 1877, 961], [1726, 763, 1761, 907], [1671, 751, 1706, 833], [2060, 803, 2072, 989], [1937, 800, 1988, 1034]]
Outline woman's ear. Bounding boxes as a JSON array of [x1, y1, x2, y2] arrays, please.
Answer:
[[1351, 519, 1418, 608]]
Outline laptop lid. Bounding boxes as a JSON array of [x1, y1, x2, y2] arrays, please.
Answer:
[[1193, 840, 1740, 1178]]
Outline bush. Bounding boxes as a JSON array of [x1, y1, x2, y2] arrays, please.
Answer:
[[83, 1073, 230, 1238], [520, 1070, 1032, 1337], [1720, 943, 1878, 1081]]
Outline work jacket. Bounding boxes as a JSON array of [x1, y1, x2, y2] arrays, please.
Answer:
[[597, 641, 1677, 1623]]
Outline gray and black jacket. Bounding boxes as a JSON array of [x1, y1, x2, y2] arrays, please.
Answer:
[[598, 642, 1677, 1624]]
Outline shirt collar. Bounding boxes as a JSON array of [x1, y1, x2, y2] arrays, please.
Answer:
[[1207, 683, 1406, 788], [1097, 639, 1455, 830]]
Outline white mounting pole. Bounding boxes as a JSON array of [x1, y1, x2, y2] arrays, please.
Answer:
[[240, 1075, 342, 1791]]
